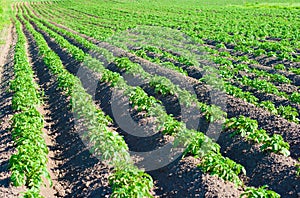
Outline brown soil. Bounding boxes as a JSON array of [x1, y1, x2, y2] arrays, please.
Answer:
[[18, 5, 300, 197], [115, 45, 300, 161], [149, 156, 244, 198], [229, 80, 300, 115], [26, 14, 248, 197], [143, 50, 300, 114], [28, 12, 297, 196], [32, 1, 300, 88], [24, 24, 57, 198], [204, 39, 299, 70], [22, 15, 113, 198], [0, 25, 13, 68], [0, 25, 25, 198], [106, 44, 300, 197]]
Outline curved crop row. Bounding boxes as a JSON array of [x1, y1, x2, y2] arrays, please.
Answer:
[[130, 46, 300, 123], [17, 11, 154, 198], [31, 1, 300, 63], [98, 38, 292, 156], [22, 5, 290, 196], [9, 15, 50, 197], [25, 3, 292, 158], [22, 7, 247, 187]]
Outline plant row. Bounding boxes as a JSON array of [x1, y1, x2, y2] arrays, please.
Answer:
[[131, 46, 300, 123], [24, 7, 291, 197], [31, 2, 300, 63], [10, 15, 50, 197], [128, 47, 292, 157], [114, 44, 293, 155], [26, 4, 293, 158], [22, 7, 249, 187], [18, 11, 154, 198]]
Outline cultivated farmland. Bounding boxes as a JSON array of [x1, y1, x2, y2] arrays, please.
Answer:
[[0, 0, 299, 197]]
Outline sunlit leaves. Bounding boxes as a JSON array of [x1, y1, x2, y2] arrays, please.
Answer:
[[10, 16, 50, 197], [225, 116, 290, 156]]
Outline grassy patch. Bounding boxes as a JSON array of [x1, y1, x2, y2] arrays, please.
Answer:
[[0, 0, 11, 32]]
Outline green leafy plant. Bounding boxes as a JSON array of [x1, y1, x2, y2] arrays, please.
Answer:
[[296, 158, 300, 177], [23, 6, 283, 193], [259, 101, 278, 115], [128, 87, 160, 112], [225, 116, 258, 137], [261, 134, 290, 156], [149, 75, 177, 95], [19, 12, 155, 197], [274, 64, 285, 70], [109, 166, 153, 198], [200, 104, 227, 123], [101, 70, 122, 87], [290, 92, 300, 104], [241, 185, 280, 198], [277, 105, 299, 123], [225, 116, 290, 156], [289, 67, 300, 75], [9, 16, 51, 197], [200, 151, 245, 186]]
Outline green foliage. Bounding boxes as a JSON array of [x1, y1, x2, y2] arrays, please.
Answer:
[[176, 130, 220, 158], [19, 12, 154, 197], [101, 70, 122, 87], [21, 3, 293, 195], [173, 128, 245, 186], [240, 77, 281, 95], [241, 185, 280, 198], [200, 152, 245, 186], [225, 83, 259, 105], [200, 103, 227, 123], [225, 116, 259, 137], [225, 116, 290, 156], [200, 73, 225, 91], [133, 47, 189, 76], [289, 67, 300, 75], [289, 92, 300, 104], [160, 115, 184, 135], [109, 166, 153, 198], [9, 16, 50, 197], [149, 75, 177, 95], [274, 64, 285, 70], [127, 87, 159, 112], [115, 57, 146, 76], [277, 105, 299, 123], [296, 158, 300, 177], [0, 0, 10, 32], [261, 134, 290, 156], [259, 101, 277, 115]]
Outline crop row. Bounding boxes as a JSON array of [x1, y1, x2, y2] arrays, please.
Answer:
[[30, 2, 300, 85], [9, 15, 50, 197], [87, 32, 294, 157], [22, 6, 246, 186], [31, 2, 300, 63], [202, 44, 300, 77], [22, 4, 292, 196], [29, 4, 300, 116], [17, 10, 154, 198], [25, 2, 293, 160], [23, 3, 252, 184], [128, 45, 300, 123], [34, 5, 299, 111], [107, 25, 300, 84], [128, 46, 292, 156], [109, 28, 298, 97]]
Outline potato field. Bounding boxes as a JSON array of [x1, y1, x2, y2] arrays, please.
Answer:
[[0, 0, 299, 197]]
